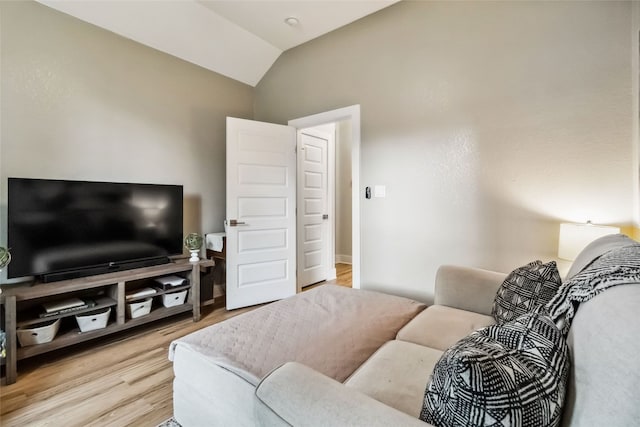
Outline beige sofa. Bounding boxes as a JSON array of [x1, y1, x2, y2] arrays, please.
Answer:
[[254, 235, 640, 426], [170, 281, 426, 426]]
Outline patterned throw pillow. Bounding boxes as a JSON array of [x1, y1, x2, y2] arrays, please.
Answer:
[[492, 260, 562, 324], [420, 312, 569, 427]]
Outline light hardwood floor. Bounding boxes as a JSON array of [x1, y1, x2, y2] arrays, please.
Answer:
[[0, 264, 352, 426], [308, 262, 352, 289]]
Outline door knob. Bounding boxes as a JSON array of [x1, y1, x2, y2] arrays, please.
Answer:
[[229, 219, 246, 227]]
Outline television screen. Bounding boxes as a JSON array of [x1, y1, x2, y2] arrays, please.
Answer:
[[7, 178, 183, 281]]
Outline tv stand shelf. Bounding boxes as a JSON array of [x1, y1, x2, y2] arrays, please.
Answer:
[[16, 296, 117, 328], [1, 258, 213, 385]]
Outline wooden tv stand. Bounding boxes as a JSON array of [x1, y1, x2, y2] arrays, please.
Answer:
[[0, 258, 213, 385]]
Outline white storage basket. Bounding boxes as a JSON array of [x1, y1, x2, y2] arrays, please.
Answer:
[[162, 289, 188, 308], [17, 318, 61, 347], [126, 298, 153, 319], [75, 307, 111, 332]]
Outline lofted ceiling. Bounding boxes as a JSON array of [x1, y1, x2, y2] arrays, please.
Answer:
[[36, 0, 399, 87]]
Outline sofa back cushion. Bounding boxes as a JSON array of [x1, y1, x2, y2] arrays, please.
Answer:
[[560, 233, 640, 426], [565, 234, 631, 279], [420, 312, 569, 427], [561, 284, 640, 426]]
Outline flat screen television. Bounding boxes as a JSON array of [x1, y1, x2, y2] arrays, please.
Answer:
[[7, 178, 183, 282]]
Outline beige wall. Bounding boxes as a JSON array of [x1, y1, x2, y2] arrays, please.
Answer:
[[0, 1, 253, 265], [255, 1, 636, 302], [2, 1, 636, 301]]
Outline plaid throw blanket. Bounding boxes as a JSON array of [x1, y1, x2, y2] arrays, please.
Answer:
[[546, 244, 640, 334]]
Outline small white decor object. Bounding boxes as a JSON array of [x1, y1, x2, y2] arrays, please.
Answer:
[[126, 298, 153, 319], [75, 307, 111, 333], [162, 289, 188, 308], [184, 233, 203, 262], [17, 318, 61, 347]]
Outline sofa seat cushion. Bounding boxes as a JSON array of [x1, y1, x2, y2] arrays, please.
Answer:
[[344, 340, 443, 418], [396, 305, 496, 351]]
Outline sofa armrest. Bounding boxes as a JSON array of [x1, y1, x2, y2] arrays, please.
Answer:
[[254, 362, 429, 427], [434, 265, 506, 316]]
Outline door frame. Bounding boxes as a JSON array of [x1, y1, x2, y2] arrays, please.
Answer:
[[288, 105, 361, 290]]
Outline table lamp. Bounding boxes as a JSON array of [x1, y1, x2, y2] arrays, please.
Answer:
[[558, 221, 620, 261]]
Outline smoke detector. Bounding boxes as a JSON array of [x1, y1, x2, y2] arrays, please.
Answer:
[[284, 17, 299, 27]]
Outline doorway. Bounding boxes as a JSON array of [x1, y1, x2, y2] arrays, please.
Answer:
[[297, 121, 352, 289], [289, 105, 361, 291]]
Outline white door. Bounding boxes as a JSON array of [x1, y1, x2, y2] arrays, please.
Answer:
[[226, 117, 297, 310], [297, 129, 330, 287]]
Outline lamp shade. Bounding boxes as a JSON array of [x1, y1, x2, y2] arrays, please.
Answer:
[[558, 222, 620, 261]]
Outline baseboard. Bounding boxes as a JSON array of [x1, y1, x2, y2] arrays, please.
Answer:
[[335, 254, 352, 264]]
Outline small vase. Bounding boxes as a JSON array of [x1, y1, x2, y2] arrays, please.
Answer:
[[189, 250, 200, 263]]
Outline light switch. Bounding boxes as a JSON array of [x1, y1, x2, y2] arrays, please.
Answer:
[[374, 185, 386, 198]]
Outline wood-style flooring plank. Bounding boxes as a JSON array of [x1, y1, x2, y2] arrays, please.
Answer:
[[0, 307, 252, 426]]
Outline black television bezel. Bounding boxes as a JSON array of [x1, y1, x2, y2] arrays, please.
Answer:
[[6, 177, 184, 282]]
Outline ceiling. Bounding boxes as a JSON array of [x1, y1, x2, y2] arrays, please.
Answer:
[[36, 0, 399, 87]]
